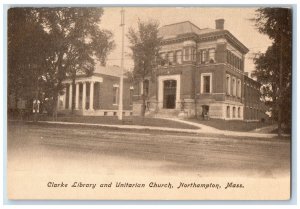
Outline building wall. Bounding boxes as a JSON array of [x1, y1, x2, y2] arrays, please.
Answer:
[[59, 73, 133, 116], [132, 25, 265, 121], [98, 74, 132, 111], [243, 75, 267, 121]]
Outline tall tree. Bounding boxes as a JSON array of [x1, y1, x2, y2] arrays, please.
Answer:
[[37, 8, 115, 117], [127, 20, 162, 116], [252, 8, 292, 135], [8, 8, 51, 117]]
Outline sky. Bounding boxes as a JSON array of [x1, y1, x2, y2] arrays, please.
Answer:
[[99, 7, 273, 74]]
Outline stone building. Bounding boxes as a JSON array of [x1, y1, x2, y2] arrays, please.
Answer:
[[58, 64, 133, 116], [132, 19, 267, 121]]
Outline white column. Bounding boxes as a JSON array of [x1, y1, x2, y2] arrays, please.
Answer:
[[57, 95, 60, 110], [75, 83, 79, 110], [62, 88, 66, 109], [89, 81, 94, 110], [82, 82, 86, 110], [68, 83, 73, 109]]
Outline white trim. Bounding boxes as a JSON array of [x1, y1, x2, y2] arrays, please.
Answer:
[[158, 74, 181, 109], [113, 84, 119, 88], [200, 73, 213, 94], [62, 75, 103, 84], [68, 84, 73, 110]]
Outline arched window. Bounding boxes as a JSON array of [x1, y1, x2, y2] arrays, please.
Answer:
[[226, 106, 230, 118], [232, 77, 236, 96], [233, 107, 236, 118], [226, 74, 231, 95]]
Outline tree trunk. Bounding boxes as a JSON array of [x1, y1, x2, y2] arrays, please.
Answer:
[[14, 89, 18, 119], [141, 96, 146, 117], [278, 26, 284, 137], [52, 93, 58, 121]]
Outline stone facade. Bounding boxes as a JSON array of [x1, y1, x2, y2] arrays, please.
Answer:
[[133, 20, 267, 121]]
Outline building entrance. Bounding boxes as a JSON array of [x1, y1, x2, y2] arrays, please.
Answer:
[[163, 80, 177, 109]]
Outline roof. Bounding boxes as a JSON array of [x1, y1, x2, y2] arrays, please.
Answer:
[[73, 63, 128, 79], [158, 21, 203, 38], [158, 20, 249, 54], [158, 21, 223, 38], [94, 63, 124, 77]]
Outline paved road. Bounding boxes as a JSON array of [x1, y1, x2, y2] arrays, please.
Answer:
[[8, 122, 290, 177], [6, 122, 291, 199]]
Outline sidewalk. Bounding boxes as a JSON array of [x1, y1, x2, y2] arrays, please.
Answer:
[[153, 117, 289, 138], [26, 120, 289, 139]]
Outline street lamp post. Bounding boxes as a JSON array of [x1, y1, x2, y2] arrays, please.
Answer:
[[118, 8, 125, 120]]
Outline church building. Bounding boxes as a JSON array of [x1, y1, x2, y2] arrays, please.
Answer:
[[132, 19, 267, 121]]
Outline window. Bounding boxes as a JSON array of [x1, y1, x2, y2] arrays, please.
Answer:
[[201, 73, 212, 94], [159, 53, 166, 66], [183, 47, 190, 61], [201, 50, 207, 63], [228, 51, 232, 65], [227, 106, 230, 118], [232, 77, 236, 96], [113, 85, 119, 105], [226, 74, 231, 95], [234, 56, 237, 68], [233, 107, 236, 118], [168, 52, 174, 65], [175, 50, 182, 64], [192, 48, 196, 61], [238, 107, 241, 118], [226, 51, 230, 63], [208, 48, 215, 63], [237, 59, 241, 70], [237, 79, 241, 98]]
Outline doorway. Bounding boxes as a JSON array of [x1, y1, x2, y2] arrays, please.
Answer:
[[163, 80, 177, 109]]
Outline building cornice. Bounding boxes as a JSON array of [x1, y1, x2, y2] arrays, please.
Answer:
[[161, 30, 249, 54]]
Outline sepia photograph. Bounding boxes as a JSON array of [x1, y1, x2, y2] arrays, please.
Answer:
[[6, 6, 292, 200]]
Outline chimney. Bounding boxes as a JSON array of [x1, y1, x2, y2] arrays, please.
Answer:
[[215, 19, 225, 30]]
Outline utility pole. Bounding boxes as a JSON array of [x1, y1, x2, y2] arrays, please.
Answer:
[[118, 8, 125, 120]]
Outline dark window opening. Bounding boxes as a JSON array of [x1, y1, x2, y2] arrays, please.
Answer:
[[203, 76, 211, 93]]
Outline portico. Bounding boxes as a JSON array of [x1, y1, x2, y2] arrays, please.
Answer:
[[58, 75, 103, 112]]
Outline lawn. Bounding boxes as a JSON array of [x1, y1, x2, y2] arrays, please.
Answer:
[[186, 118, 273, 132], [34, 115, 199, 130]]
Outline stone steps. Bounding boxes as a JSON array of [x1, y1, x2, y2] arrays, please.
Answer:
[[147, 109, 181, 119]]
